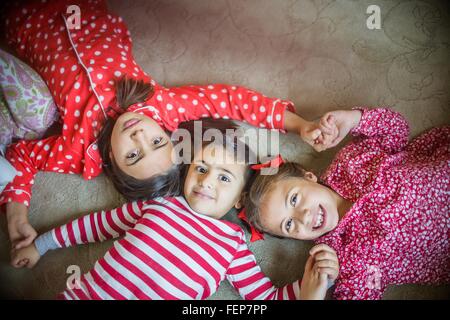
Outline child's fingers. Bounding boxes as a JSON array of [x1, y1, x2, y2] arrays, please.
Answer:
[[320, 134, 335, 147], [14, 236, 34, 250], [317, 130, 333, 145], [317, 267, 337, 278], [309, 244, 335, 256], [318, 271, 328, 284], [317, 125, 338, 149], [313, 251, 337, 262], [319, 118, 334, 135], [322, 113, 338, 129], [11, 257, 27, 268], [326, 114, 336, 125], [314, 259, 339, 270], [328, 137, 341, 148], [305, 255, 315, 272], [314, 134, 324, 145], [308, 128, 322, 142], [328, 129, 344, 145]]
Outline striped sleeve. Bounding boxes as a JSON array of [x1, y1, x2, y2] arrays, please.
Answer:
[[226, 238, 301, 300], [50, 201, 145, 248]]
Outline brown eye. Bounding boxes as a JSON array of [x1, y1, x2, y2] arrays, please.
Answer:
[[219, 175, 231, 182], [196, 166, 207, 174], [127, 149, 139, 159], [290, 193, 298, 207], [153, 137, 163, 145], [285, 218, 293, 232]]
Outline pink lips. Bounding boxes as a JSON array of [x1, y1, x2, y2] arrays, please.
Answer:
[[123, 118, 141, 131], [193, 190, 214, 200]]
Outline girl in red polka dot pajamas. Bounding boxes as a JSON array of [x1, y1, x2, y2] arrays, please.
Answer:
[[244, 108, 449, 299], [1, 1, 326, 253]]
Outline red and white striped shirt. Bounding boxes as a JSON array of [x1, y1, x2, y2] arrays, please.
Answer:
[[42, 197, 301, 300], [0, 0, 295, 208]]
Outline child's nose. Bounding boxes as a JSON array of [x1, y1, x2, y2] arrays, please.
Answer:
[[131, 129, 148, 145], [131, 129, 144, 140], [199, 173, 214, 189], [297, 207, 312, 226]]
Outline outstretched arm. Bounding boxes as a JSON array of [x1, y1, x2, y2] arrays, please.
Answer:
[[226, 237, 339, 300], [10, 200, 146, 269], [316, 107, 410, 153], [155, 84, 320, 147], [51, 201, 145, 249], [226, 238, 301, 300], [157, 84, 295, 131]]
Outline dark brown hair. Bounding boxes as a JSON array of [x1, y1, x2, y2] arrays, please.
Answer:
[[98, 77, 255, 201], [243, 162, 308, 233]]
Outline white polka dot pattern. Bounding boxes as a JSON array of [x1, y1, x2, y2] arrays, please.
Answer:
[[1, 0, 295, 208]]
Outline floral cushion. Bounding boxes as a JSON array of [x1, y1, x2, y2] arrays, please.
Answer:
[[0, 49, 58, 151]]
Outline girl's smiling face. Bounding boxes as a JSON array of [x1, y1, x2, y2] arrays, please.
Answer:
[[183, 143, 247, 219], [258, 174, 342, 240]]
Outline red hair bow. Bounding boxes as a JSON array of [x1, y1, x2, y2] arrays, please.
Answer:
[[237, 208, 264, 242], [250, 154, 284, 171], [237, 155, 284, 242], [105, 98, 127, 119]]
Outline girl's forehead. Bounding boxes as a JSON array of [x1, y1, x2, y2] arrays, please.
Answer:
[[192, 145, 246, 174], [194, 143, 238, 163], [263, 177, 301, 199]]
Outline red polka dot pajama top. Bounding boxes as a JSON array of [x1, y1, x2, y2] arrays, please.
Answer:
[[317, 108, 449, 299], [0, 0, 295, 208]]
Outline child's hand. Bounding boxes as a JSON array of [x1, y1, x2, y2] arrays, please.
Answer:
[[300, 118, 339, 152], [316, 110, 362, 151], [6, 202, 37, 250], [299, 254, 329, 300], [283, 110, 338, 152], [299, 244, 340, 300], [10, 242, 41, 269], [309, 244, 340, 281], [8, 220, 38, 250], [315, 115, 339, 150], [300, 120, 337, 152]]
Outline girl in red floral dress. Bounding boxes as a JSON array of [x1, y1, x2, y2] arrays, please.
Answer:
[[244, 108, 449, 299]]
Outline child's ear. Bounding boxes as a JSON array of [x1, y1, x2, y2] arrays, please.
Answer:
[[234, 199, 243, 210], [109, 150, 113, 160], [304, 171, 318, 182], [234, 192, 246, 210]]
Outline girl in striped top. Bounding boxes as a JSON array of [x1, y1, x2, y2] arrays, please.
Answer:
[[11, 130, 339, 300]]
